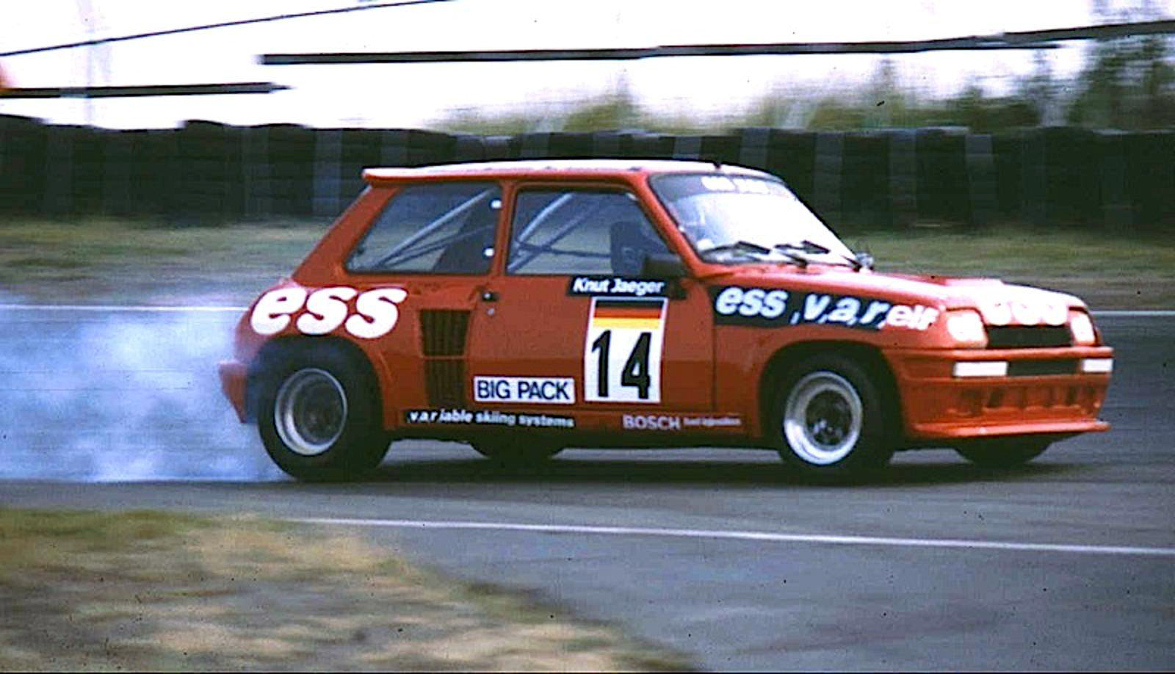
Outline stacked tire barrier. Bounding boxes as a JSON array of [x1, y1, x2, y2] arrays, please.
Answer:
[[0, 113, 1171, 231]]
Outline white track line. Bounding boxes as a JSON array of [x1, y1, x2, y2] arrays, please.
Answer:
[[0, 304, 246, 313], [294, 517, 1175, 558]]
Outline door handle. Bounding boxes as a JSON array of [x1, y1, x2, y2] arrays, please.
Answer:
[[481, 290, 499, 302]]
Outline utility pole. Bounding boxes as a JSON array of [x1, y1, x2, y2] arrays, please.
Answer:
[[76, 0, 95, 126], [75, 0, 109, 126]]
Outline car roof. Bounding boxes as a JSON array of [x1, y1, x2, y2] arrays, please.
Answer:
[[362, 159, 772, 184]]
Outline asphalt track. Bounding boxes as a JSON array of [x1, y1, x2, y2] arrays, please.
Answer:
[[1, 308, 1172, 671]]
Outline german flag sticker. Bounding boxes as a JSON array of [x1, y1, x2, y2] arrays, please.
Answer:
[[584, 297, 668, 404], [589, 298, 666, 330]]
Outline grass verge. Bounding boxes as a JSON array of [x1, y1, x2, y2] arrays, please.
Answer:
[[0, 219, 325, 306], [0, 219, 1170, 308], [0, 508, 688, 671], [852, 225, 1175, 309]]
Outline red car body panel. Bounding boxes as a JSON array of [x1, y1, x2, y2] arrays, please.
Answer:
[[219, 160, 1111, 448]]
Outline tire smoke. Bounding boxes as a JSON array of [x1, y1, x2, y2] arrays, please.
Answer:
[[0, 301, 283, 481]]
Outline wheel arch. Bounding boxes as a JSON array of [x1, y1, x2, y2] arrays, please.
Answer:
[[757, 340, 902, 442], [244, 335, 386, 424]]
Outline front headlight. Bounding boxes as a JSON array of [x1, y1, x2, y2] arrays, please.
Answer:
[[945, 310, 987, 348], [1070, 311, 1097, 346]]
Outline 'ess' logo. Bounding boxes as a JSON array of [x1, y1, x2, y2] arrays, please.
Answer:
[[250, 286, 407, 339], [712, 286, 939, 331]]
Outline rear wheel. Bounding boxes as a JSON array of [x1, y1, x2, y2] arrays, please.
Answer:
[[769, 354, 894, 480], [954, 439, 1050, 468], [256, 344, 390, 481]]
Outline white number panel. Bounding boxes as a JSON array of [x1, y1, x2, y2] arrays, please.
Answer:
[[583, 298, 667, 403]]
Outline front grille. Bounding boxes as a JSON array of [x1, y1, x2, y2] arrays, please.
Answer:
[[986, 326, 1072, 349], [1008, 360, 1078, 377], [973, 384, 1089, 414], [420, 310, 470, 356]]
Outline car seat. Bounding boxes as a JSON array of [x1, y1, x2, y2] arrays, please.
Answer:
[[609, 220, 666, 276], [432, 207, 497, 274]]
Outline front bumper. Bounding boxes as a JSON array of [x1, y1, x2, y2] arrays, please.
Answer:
[[886, 346, 1113, 441], [218, 360, 249, 423]]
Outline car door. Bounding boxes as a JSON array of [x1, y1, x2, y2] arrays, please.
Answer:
[[465, 183, 714, 430], [343, 180, 503, 418]]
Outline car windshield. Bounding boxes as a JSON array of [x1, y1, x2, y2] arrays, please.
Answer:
[[650, 173, 856, 266]]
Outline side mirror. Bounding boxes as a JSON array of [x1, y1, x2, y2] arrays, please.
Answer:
[[641, 253, 686, 279], [854, 251, 875, 271]]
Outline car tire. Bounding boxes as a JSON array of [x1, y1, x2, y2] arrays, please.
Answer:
[[769, 354, 894, 480], [256, 343, 390, 481], [472, 440, 562, 465], [954, 439, 1051, 468]]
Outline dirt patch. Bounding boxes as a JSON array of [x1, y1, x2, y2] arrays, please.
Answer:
[[0, 509, 688, 671]]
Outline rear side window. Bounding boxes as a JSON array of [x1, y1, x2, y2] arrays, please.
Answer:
[[347, 182, 501, 274], [507, 189, 671, 275]]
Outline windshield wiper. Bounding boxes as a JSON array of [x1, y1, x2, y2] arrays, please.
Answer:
[[775, 239, 868, 271], [703, 240, 815, 267], [773, 240, 831, 268], [703, 240, 850, 270], [775, 239, 830, 255], [700, 240, 773, 260]]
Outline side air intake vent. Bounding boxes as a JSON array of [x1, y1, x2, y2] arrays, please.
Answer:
[[420, 309, 471, 407], [425, 360, 466, 407], [420, 310, 470, 357]]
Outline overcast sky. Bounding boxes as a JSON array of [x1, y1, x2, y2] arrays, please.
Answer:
[[2, 0, 1172, 129]]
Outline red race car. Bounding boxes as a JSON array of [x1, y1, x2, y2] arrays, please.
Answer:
[[219, 160, 1113, 481]]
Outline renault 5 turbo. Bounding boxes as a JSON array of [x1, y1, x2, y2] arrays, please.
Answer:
[[219, 160, 1113, 481]]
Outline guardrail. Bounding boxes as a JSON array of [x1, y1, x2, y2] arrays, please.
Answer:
[[0, 114, 1170, 231]]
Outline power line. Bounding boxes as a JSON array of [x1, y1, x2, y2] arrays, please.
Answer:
[[261, 19, 1175, 66], [999, 18, 1175, 43], [0, 0, 454, 59], [0, 82, 289, 99], [263, 41, 1057, 66]]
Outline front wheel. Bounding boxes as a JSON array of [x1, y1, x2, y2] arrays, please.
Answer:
[[769, 354, 894, 480], [256, 344, 390, 481], [954, 439, 1050, 468]]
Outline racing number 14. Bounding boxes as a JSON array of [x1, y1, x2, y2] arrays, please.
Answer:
[[590, 331, 652, 399], [584, 298, 666, 404]]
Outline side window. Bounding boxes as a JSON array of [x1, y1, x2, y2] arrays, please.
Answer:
[[347, 182, 501, 274], [507, 189, 673, 276]]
